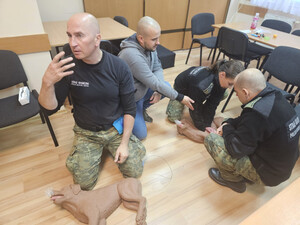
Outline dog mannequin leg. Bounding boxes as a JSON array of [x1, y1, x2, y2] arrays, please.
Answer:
[[135, 196, 147, 225], [99, 218, 106, 225]]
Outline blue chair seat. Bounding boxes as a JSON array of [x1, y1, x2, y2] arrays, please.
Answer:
[[193, 36, 217, 49]]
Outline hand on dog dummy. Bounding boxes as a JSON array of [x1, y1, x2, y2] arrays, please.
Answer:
[[50, 178, 147, 225]]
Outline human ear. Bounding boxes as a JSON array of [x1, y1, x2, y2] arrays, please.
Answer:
[[137, 34, 144, 46], [243, 88, 251, 99], [219, 71, 226, 78], [95, 34, 101, 46]]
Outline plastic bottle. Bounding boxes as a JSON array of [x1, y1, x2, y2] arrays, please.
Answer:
[[250, 13, 259, 30]]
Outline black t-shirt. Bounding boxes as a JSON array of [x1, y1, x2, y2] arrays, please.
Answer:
[[45, 50, 136, 129]]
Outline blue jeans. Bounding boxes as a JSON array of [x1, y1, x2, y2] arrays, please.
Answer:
[[133, 82, 170, 139]]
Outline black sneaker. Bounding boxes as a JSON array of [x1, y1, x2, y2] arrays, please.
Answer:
[[143, 110, 153, 123], [208, 168, 246, 193]]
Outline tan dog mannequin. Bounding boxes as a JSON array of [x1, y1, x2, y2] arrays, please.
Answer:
[[50, 178, 147, 225]]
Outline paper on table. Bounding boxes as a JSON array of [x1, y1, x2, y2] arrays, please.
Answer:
[[240, 29, 251, 34]]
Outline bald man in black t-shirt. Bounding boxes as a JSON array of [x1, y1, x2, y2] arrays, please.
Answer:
[[39, 13, 146, 190]]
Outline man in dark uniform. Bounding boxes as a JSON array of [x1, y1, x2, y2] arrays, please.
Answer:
[[167, 59, 244, 142], [179, 68, 300, 193]]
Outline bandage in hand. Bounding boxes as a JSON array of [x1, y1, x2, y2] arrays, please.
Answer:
[[174, 120, 182, 125], [45, 187, 54, 197]]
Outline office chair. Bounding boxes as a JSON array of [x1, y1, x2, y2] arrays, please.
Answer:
[[291, 29, 300, 36], [211, 26, 262, 112], [100, 40, 113, 53], [0, 50, 58, 147], [261, 19, 292, 33], [63, 40, 113, 55], [113, 16, 129, 27], [185, 13, 217, 66], [261, 46, 300, 105], [111, 16, 130, 55], [248, 19, 292, 70]]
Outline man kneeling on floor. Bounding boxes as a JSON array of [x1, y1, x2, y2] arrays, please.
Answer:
[[179, 68, 300, 193]]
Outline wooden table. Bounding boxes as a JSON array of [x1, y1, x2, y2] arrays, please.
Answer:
[[213, 22, 300, 49], [43, 17, 135, 50]]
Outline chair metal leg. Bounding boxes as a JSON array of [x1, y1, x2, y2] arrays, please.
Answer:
[[221, 88, 235, 113], [185, 41, 194, 64], [68, 93, 73, 105], [258, 54, 270, 71], [207, 48, 213, 61], [256, 57, 261, 69], [216, 51, 221, 61], [211, 48, 217, 64], [43, 112, 59, 147], [39, 111, 45, 124], [287, 85, 294, 93], [200, 45, 203, 66]]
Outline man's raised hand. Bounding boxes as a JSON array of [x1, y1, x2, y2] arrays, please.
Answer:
[[43, 51, 75, 86]]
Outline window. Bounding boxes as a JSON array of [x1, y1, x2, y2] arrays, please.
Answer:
[[251, 0, 300, 16]]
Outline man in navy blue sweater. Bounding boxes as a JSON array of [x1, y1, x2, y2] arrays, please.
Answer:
[[179, 68, 300, 193]]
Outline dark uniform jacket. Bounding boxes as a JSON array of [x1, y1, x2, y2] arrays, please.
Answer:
[[174, 66, 226, 130], [223, 86, 300, 186]]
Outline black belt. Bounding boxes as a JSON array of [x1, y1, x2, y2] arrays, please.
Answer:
[[76, 121, 112, 132]]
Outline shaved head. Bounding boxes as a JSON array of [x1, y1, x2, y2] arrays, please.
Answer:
[[137, 16, 161, 37], [235, 68, 266, 93], [68, 13, 100, 35], [66, 13, 101, 64], [136, 16, 161, 51]]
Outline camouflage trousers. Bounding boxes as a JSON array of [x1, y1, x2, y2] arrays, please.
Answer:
[[166, 89, 230, 123], [204, 133, 263, 184], [166, 99, 185, 122], [66, 124, 146, 190]]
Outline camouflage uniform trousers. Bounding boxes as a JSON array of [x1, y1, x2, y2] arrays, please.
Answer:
[[166, 89, 230, 123], [204, 133, 264, 184], [166, 99, 185, 122], [66, 124, 146, 190]]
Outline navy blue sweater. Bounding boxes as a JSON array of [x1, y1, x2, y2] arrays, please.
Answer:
[[223, 86, 299, 186]]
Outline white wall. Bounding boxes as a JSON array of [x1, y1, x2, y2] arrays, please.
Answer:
[[0, 0, 52, 97], [36, 0, 84, 22]]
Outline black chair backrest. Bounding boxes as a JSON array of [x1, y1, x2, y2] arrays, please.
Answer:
[[191, 13, 215, 36], [62, 40, 113, 55], [261, 19, 292, 33], [292, 29, 300, 36], [100, 40, 113, 53], [263, 46, 300, 86], [114, 16, 129, 27], [0, 50, 28, 90], [216, 26, 248, 61], [63, 43, 72, 56]]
